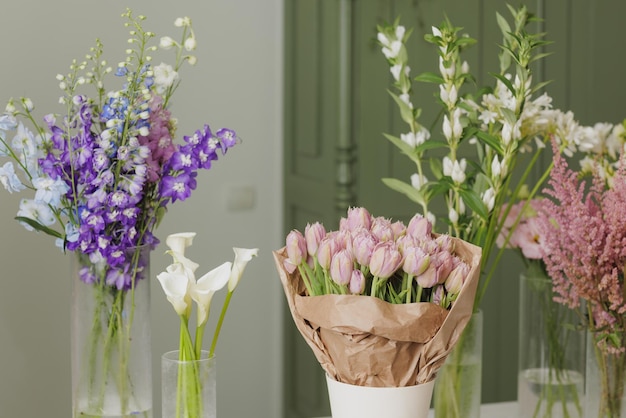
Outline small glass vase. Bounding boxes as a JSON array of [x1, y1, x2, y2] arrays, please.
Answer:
[[585, 332, 626, 418], [517, 263, 585, 418], [433, 309, 483, 418], [162, 350, 217, 418], [71, 246, 152, 418]]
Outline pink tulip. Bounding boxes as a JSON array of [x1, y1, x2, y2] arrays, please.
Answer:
[[402, 245, 430, 276], [352, 230, 376, 266], [416, 263, 438, 288], [390, 220, 407, 239], [285, 230, 307, 273], [343, 207, 372, 231], [435, 234, 455, 253], [304, 222, 326, 257], [369, 241, 403, 279], [316, 236, 339, 270], [349, 270, 366, 294], [445, 260, 469, 294], [432, 250, 455, 284], [330, 249, 354, 286], [371, 217, 394, 242], [431, 285, 445, 305], [407, 214, 432, 238]]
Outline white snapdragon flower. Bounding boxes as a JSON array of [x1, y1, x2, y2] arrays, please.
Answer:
[[449, 207, 459, 224], [410, 173, 428, 189], [491, 156, 502, 178], [482, 188, 496, 212], [382, 40, 402, 60], [153, 63, 179, 94], [439, 57, 455, 79], [451, 159, 467, 183], [399, 93, 413, 109], [390, 64, 403, 81]]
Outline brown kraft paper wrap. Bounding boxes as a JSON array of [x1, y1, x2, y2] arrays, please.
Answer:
[[273, 235, 482, 388]]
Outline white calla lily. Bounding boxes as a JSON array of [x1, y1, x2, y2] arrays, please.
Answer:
[[228, 247, 260, 292], [192, 262, 232, 325], [166, 232, 196, 256], [166, 250, 199, 274], [157, 265, 192, 317]]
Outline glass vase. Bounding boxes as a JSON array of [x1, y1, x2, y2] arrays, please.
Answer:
[[585, 332, 626, 418], [71, 246, 152, 418], [517, 263, 585, 418], [162, 350, 217, 418], [433, 309, 483, 418]]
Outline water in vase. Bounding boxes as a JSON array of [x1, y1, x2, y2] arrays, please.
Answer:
[[518, 368, 583, 418]]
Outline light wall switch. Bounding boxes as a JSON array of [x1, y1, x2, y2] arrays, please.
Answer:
[[226, 185, 256, 211]]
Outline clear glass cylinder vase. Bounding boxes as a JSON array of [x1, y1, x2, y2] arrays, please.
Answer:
[[71, 246, 152, 418], [161, 350, 217, 418], [586, 332, 626, 418], [517, 263, 585, 418], [433, 309, 483, 418]]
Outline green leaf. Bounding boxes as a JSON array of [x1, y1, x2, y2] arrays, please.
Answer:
[[490, 72, 515, 95], [496, 12, 512, 37], [383, 133, 422, 165], [15, 216, 64, 239], [473, 129, 504, 155], [414, 72, 444, 84], [381, 178, 427, 207], [388, 90, 416, 126], [459, 188, 488, 221]]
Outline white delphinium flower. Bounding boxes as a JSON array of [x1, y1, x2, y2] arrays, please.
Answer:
[[153, 63, 179, 94], [17, 198, 56, 230], [33, 176, 69, 207], [0, 162, 24, 192]]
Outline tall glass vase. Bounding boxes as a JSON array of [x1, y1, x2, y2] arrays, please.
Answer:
[[433, 310, 483, 418], [586, 332, 626, 418], [517, 263, 585, 418], [71, 246, 152, 418]]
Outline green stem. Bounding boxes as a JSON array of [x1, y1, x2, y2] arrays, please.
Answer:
[[209, 290, 233, 359]]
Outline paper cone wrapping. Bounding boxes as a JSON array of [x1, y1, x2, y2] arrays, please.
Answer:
[[274, 235, 481, 387]]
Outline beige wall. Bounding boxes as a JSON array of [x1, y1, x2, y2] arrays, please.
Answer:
[[0, 0, 284, 417]]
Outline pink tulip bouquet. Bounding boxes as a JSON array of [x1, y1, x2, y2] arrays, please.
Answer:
[[274, 207, 481, 389]]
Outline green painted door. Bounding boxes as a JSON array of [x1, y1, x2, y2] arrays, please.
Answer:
[[282, 1, 626, 416]]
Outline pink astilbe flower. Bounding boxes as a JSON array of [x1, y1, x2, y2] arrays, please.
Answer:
[[538, 143, 626, 341]]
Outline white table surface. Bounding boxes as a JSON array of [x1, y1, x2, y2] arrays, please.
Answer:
[[318, 401, 518, 418]]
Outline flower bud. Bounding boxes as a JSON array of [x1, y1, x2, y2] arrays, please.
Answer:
[[369, 241, 403, 279], [349, 270, 366, 294], [352, 230, 376, 266], [407, 214, 432, 238], [402, 246, 430, 276], [160, 36, 175, 49], [184, 36, 197, 51], [344, 207, 372, 231], [330, 249, 354, 286], [371, 216, 394, 242], [445, 260, 469, 295], [285, 229, 307, 267], [316, 236, 338, 270], [304, 222, 326, 257]]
